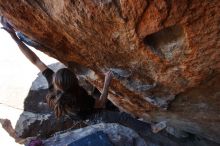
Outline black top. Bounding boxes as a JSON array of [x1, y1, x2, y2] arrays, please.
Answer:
[[42, 68, 95, 119]]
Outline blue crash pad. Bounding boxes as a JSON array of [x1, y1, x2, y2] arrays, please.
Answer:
[[67, 131, 113, 146]]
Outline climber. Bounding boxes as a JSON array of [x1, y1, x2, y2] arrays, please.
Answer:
[[0, 16, 113, 119]]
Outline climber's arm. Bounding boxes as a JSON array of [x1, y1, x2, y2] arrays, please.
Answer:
[[10, 32, 47, 72], [0, 119, 17, 139], [95, 71, 113, 108], [1, 17, 47, 72], [0, 119, 37, 144]]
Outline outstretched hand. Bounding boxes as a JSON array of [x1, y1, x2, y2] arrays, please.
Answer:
[[95, 71, 113, 108], [103, 71, 113, 88], [0, 118, 17, 138], [0, 118, 37, 145], [0, 118, 12, 130], [0, 16, 17, 39], [0, 16, 13, 30]]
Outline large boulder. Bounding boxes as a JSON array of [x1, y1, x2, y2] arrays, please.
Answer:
[[0, 0, 219, 144], [15, 111, 88, 139]]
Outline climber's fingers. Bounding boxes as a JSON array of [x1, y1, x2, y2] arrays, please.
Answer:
[[0, 16, 8, 28], [1, 26, 18, 41], [0, 118, 5, 124], [1, 26, 13, 33], [0, 16, 6, 26], [0, 118, 12, 130], [0, 16, 14, 30], [0, 16, 3, 24], [0, 16, 16, 39], [104, 70, 113, 85], [105, 70, 113, 78]]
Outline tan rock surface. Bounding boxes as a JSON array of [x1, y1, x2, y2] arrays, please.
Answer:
[[0, 0, 219, 143]]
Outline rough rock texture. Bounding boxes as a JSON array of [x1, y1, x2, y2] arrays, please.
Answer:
[[17, 66, 219, 146], [43, 123, 147, 146], [90, 111, 220, 146], [15, 111, 88, 138], [0, 0, 220, 144], [42, 122, 220, 146]]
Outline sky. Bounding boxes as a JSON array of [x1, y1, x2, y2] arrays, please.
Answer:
[[0, 24, 57, 145]]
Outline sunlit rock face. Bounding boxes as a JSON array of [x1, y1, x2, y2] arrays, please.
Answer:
[[0, 0, 219, 144]]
